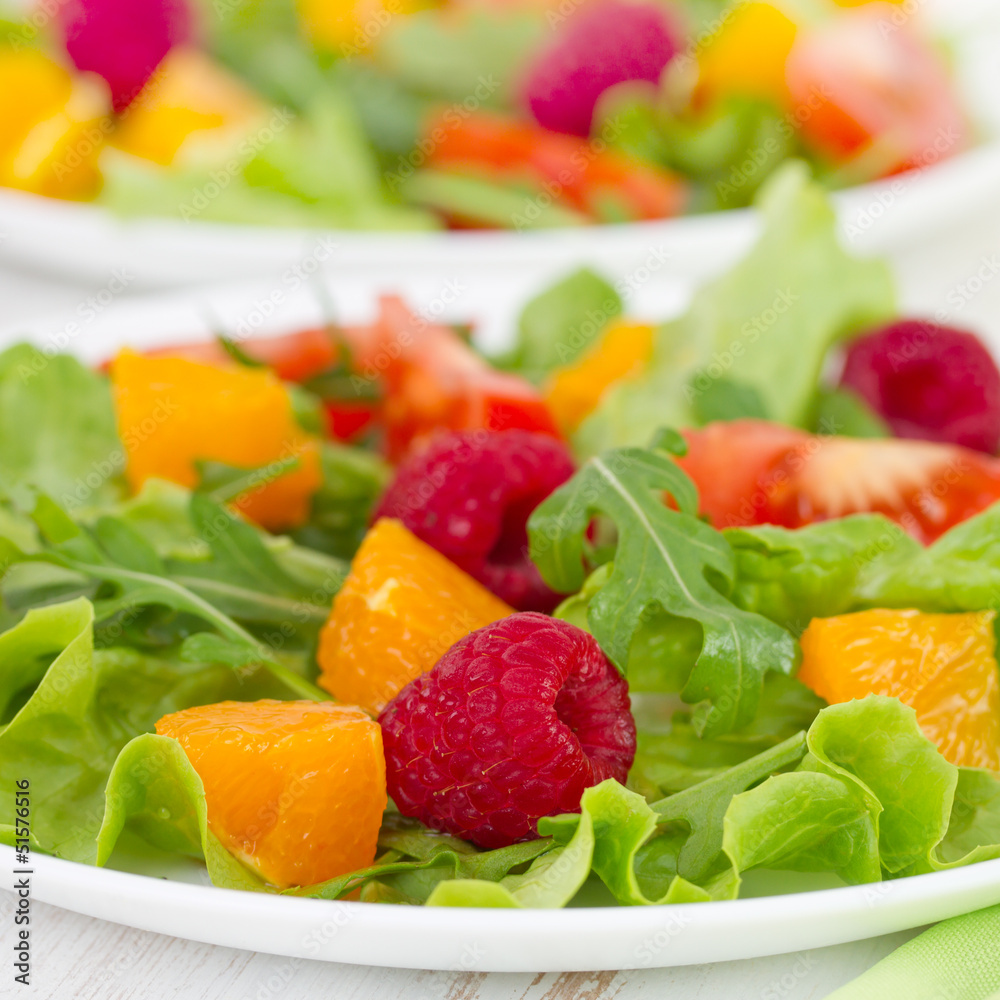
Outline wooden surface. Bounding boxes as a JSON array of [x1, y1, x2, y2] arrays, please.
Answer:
[[8, 898, 917, 1000]]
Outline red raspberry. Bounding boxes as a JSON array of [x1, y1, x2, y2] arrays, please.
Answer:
[[58, 0, 192, 111], [522, 0, 683, 137], [378, 612, 636, 849], [373, 430, 575, 612], [840, 320, 1000, 454]]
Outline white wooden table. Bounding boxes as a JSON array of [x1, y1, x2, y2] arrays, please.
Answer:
[[1, 202, 999, 999]]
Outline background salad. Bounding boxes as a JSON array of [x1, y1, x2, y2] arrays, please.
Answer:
[[0, 0, 974, 229]]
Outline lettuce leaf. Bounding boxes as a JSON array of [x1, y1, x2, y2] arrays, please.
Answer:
[[574, 163, 896, 457], [630, 674, 824, 798], [0, 599, 247, 862], [529, 442, 797, 736], [0, 345, 125, 512]]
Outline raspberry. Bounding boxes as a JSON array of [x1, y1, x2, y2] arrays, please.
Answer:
[[58, 0, 192, 111], [522, 0, 683, 137], [373, 430, 575, 612], [840, 320, 1000, 454], [378, 612, 636, 848]]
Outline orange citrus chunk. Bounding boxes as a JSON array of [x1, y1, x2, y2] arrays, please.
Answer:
[[544, 321, 655, 433], [696, 2, 797, 108], [0, 48, 108, 199], [318, 518, 513, 714], [156, 699, 386, 888], [799, 609, 1000, 771], [113, 47, 265, 166], [111, 349, 322, 531]]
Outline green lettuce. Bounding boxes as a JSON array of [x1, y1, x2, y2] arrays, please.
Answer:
[[0, 345, 125, 511], [0, 599, 248, 862], [575, 163, 896, 457]]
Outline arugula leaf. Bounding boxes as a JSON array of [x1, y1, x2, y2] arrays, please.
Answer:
[[574, 164, 896, 456], [291, 442, 390, 561], [0, 599, 251, 863], [0, 345, 126, 511], [529, 444, 798, 736], [503, 268, 622, 380], [2, 495, 330, 700]]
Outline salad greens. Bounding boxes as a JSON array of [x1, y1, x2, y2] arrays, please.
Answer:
[[573, 164, 897, 457], [529, 439, 797, 737]]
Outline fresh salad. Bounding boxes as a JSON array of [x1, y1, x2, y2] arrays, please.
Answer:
[[0, 0, 971, 229], [4, 168, 1000, 907]]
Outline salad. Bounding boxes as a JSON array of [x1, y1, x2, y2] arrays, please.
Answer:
[[0, 0, 971, 230], [4, 167, 1000, 907]]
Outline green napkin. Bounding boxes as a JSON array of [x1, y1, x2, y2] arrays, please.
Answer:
[[828, 904, 1000, 999]]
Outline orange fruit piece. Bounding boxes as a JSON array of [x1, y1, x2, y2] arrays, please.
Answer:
[[0, 48, 108, 200], [545, 321, 655, 434], [155, 699, 386, 888], [799, 609, 1000, 771], [696, 2, 797, 109], [318, 518, 513, 714], [111, 349, 322, 531], [113, 47, 265, 167]]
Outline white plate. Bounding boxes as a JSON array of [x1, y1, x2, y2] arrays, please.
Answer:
[[5, 252, 1000, 974], [9, 845, 1000, 971], [1, 1, 998, 293]]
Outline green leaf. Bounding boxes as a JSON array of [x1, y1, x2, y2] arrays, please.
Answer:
[[97, 733, 268, 892], [630, 674, 824, 798], [0, 345, 126, 512], [529, 445, 798, 736], [574, 163, 896, 456], [0, 600, 248, 863], [726, 515, 919, 633], [723, 698, 964, 887], [291, 442, 390, 561], [504, 268, 622, 380], [811, 387, 891, 439], [689, 377, 768, 424]]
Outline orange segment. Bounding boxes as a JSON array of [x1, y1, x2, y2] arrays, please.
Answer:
[[696, 2, 797, 109], [799, 609, 1000, 770], [318, 518, 513, 714], [0, 49, 108, 199], [111, 350, 322, 531], [113, 47, 265, 166], [545, 321, 655, 433], [156, 700, 386, 888]]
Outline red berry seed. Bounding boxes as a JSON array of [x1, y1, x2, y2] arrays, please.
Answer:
[[373, 430, 575, 612], [378, 613, 636, 849], [840, 320, 1000, 454]]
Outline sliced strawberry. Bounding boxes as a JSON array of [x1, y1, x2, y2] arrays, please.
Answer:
[[761, 436, 1000, 544], [678, 419, 810, 529]]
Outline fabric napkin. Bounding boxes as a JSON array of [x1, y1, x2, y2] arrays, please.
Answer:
[[826, 903, 1000, 999]]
